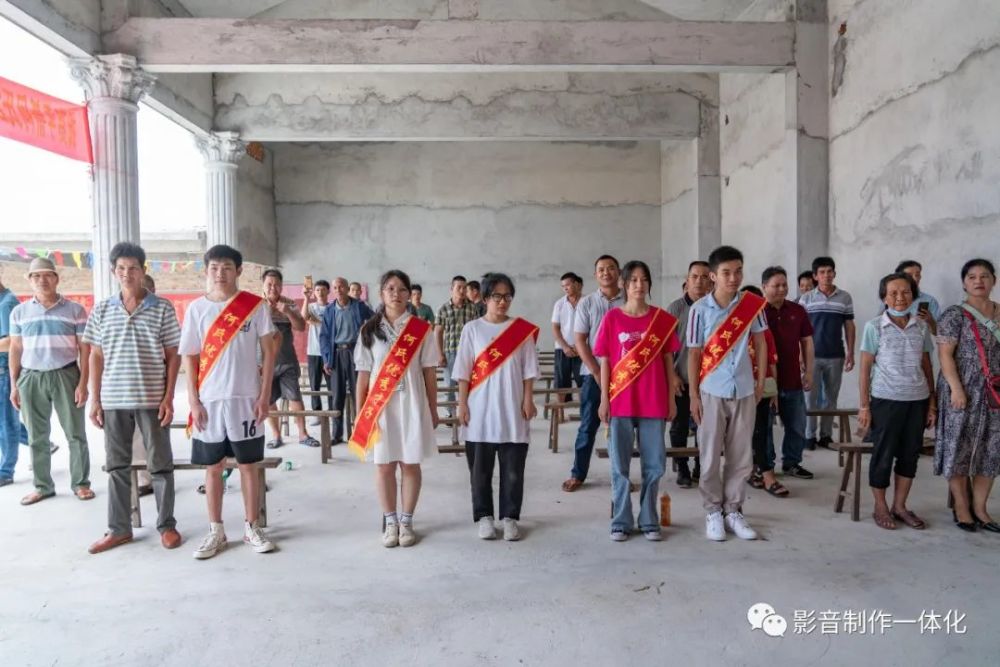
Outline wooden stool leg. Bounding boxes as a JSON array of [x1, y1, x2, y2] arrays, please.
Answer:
[[130, 468, 142, 528], [321, 416, 331, 464], [852, 449, 863, 521], [280, 398, 289, 437], [835, 451, 852, 513], [552, 410, 560, 454], [258, 468, 268, 527]]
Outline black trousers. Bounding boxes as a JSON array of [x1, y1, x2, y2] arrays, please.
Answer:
[[751, 398, 773, 472], [466, 442, 528, 521], [330, 346, 357, 441], [553, 349, 582, 402], [668, 384, 697, 464], [869, 397, 928, 489], [307, 355, 333, 411]]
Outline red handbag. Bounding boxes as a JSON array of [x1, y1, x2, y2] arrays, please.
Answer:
[[964, 310, 1000, 409]]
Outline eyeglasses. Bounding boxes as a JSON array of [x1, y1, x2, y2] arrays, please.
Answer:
[[488, 293, 513, 303]]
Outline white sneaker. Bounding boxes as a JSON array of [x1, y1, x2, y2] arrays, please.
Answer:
[[478, 516, 497, 540], [643, 530, 663, 541], [502, 518, 520, 542], [398, 523, 416, 547], [243, 521, 276, 553], [383, 522, 400, 548], [705, 512, 726, 541], [610, 530, 628, 542], [193, 528, 228, 560], [724, 512, 759, 540]]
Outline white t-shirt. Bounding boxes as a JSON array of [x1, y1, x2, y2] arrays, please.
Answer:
[[178, 294, 275, 401], [452, 318, 540, 444], [550, 295, 578, 352], [306, 302, 326, 356]]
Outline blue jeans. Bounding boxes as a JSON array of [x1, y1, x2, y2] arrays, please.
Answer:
[[570, 375, 601, 481], [807, 358, 843, 439], [0, 372, 27, 479], [774, 390, 807, 468], [608, 416, 666, 533]]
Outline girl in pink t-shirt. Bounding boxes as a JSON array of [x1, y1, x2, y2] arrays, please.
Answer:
[[594, 260, 681, 541]]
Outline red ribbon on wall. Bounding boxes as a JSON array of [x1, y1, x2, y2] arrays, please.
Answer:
[[0, 76, 93, 163]]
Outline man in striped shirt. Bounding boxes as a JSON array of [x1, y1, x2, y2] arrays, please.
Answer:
[[8, 258, 92, 506], [84, 243, 183, 554]]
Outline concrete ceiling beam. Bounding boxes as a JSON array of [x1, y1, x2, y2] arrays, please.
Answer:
[[103, 18, 795, 73]]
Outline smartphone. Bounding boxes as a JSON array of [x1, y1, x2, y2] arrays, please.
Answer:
[[917, 301, 929, 315]]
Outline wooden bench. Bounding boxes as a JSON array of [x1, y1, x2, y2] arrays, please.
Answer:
[[808, 408, 859, 466], [124, 456, 282, 528], [271, 409, 340, 464], [833, 442, 871, 521], [543, 398, 581, 453]]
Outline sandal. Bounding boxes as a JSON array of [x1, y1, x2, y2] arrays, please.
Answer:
[[75, 487, 96, 501], [873, 510, 897, 530], [747, 470, 764, 489], [20, 491, 55, 506], [764, 481, 789, 497], [562, 478, 583, 492], [891, 509, 926, 530]]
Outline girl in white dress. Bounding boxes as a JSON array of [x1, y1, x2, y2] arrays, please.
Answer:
[[354, 270, 440, 547]]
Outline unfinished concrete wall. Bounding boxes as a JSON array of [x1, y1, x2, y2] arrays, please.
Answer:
[[273, 141, 662, 343], [828, 0, 1000, 322], [660, 140, 697, 301], [236, 147, 277, 267]]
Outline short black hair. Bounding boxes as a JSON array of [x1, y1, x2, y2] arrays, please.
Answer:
[[262, 268, 283, 282], [411, 283, 422, 293], [812, 256, 836, 274], [466, 280, 481, 291], [707, 245, 743, 272], [878, 272, 919, 301], [110, 242, 146, 268], [961, 258, 997, 281], [451, 275, 467, 285], [560, 272, 583, 284], [688, 260, 710, 272], [481, 272, 515, 299], [594, 254, 620, 270], [895, 260, 922, 273], [204, 244, 242, 269], [315, 279, 330, 290], [761, 266, 787, 284], [740, 285, 763, 297], [797, 270, 815, 284], [349, 281, 361, 289]]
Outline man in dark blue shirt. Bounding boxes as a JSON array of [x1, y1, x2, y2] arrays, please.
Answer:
[[320, 277, 374, 443]]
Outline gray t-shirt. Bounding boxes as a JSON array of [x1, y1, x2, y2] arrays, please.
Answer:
[[665, 294, 694, 385], [269, 297, 299, 366], [572, 288, 624, 376]]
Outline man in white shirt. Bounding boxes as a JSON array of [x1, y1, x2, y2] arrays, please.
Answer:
[[302, 279, 332, 423], [551, 272, 583, 402]]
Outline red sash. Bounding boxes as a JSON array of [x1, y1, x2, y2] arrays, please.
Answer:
[[608, 307, 678, 401], [469, 318, 539, 393], [699, 292, 766, 381], [348, 316, 432, 460], [187, 291, 263, 436]]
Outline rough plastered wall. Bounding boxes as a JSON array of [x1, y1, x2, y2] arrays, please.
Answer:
[[719, 0, 794, 283], [660, 140, 697, 300], [272, 141, 662, 344], [236, 147, 278, 267], [828, 0, 1000, 323]]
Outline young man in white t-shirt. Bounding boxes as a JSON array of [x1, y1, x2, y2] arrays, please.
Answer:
[[301, 278, 332, 422], [453, 273, 539, 542], [178, 245, 277, 559]]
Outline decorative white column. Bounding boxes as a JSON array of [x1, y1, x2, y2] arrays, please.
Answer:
[[195, 131, 245, 249], [70, 54, 155, 301]]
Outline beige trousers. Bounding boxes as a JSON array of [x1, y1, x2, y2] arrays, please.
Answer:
[[697, 392, 756, 513]]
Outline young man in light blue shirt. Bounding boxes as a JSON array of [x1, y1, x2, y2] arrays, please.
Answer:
[[687, 246, 768, 542]]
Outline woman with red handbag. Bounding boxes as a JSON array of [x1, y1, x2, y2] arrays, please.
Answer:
[[935, 259, 1000, 533]]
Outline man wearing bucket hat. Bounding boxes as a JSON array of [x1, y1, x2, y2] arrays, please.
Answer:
[[8, 257, 93, 505]]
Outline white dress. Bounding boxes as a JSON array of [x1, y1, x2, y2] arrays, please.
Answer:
[[353, 312, 440, 464]]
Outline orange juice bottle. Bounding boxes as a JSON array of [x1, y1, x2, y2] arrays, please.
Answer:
[[660, 493, 671, 527]]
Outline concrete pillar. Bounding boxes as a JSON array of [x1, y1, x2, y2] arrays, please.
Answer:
[[195, 131, 245, 248], [695, 96, 722, 257], [70, 54, 155, 300], [785, 0, 829, 272]]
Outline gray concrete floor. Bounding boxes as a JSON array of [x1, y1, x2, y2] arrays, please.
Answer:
[[1, 405, 996, 667]]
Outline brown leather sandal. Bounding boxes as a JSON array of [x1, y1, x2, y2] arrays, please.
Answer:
[[873, 510, 897, 530], [20, 491, 55, 506], [75, 487, 96, 501], [891, 509, 926, 529], [562, 478, 584, 492]]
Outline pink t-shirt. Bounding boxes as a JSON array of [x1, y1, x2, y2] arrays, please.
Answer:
[[593, 306, 682, 419]]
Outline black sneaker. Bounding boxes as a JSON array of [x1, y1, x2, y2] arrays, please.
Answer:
[[818, 436, 834, 450], [805, 438, 818, 451], [676, 463, 692, 489], [783, 464, 814, 479]]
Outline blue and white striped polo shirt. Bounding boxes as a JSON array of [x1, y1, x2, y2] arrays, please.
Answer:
[[83, 292, 181, 410], [10, 296, 88, 370], [800, 287, 854, 359]]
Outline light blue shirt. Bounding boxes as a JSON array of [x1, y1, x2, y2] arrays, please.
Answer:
[[686, 292, 768, 399], [906, 291, 941, 320], [0, 288, 20, 368]]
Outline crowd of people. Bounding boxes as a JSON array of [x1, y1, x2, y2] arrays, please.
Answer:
[[0, 240, 998, 559]]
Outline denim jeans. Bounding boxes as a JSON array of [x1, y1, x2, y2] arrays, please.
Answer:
[[553, 349, 582, 401], [0, 372, 27, 480], [608, 416, 666, 533], [807, 357, 843, 439], [774, 389, 807, 468], [570, 375, 601, 481]]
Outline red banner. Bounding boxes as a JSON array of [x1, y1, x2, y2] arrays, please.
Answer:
[[0, 76, 93, 163]]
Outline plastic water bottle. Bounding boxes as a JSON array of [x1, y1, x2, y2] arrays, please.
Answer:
[[659, 493, 671, 527], [283, 460, 297, 471]]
